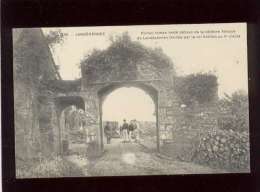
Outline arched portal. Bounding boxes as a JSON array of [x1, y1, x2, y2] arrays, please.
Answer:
[[55, 96, 85, 112], [80, 36, 178, 156], [54, 96, 85, 155], [98, 82, 159, 152]]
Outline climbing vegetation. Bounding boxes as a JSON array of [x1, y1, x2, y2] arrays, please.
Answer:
[[174, 72, 218, 106], [80, 32, 175, 81], [217, 90, 249, 132]]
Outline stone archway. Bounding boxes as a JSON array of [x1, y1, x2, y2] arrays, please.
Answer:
[[79, 35, 181, 155], [97, 82, 159, 151], [54, 96, 85, 154]]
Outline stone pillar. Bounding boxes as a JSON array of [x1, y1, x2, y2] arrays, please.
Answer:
[[53, 107, 62, 155], [83, 89, 103, 157], [37, 99, 57, 157]]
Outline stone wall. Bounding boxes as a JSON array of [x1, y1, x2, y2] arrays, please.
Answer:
[[14, 30, 246, 172], [14, 81, 41, 160], [13, 28, 60, 162], [80, 37, 178, 154]]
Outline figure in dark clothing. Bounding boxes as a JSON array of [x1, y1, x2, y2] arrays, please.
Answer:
[[104, 122, 112, 144], [128, 120, 135, 142], [119, 125, 123, 138], [122, 119, 129, 142]]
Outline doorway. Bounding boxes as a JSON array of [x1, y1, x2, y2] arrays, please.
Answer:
[[98, 83, 159, 152]]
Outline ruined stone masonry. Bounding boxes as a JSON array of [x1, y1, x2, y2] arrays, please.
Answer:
[[14, 29, 218, 162]]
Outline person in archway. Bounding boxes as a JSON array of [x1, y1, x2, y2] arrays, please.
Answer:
[[104, 122, 112, 144], [128, 120, 135, 142], [119, 124, 123, 138], [122, 119, 129, 142]]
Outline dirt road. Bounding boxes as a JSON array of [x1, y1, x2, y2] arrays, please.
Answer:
[[66, 138, 226, 177]]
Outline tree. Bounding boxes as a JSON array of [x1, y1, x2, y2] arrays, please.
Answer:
[[174, 72, 218, 106], [218, 90, 249, 132], [45, 29, 66, 49]]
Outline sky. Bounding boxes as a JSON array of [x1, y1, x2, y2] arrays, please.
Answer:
[[42, 23, 248, 97], [102, 87, 156, 122]]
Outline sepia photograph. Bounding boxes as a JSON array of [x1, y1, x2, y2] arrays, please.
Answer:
[[13, 23, 250, 178]]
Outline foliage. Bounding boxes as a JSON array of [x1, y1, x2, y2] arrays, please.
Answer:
[[218, 90, 249, 132], [81, 32, 175, 81], [174, 73, 218, 106], [14, 30, 44, 84], [45, 29, 66, 48], [138, 121, 156, 137], [14, 29, 59, 89], [16, 156, 84, 178], [194, 128, 250, 172]]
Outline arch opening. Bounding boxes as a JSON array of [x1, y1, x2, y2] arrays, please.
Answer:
[[54, 96, 87, 155], [59, 105, 87, 155], [55, 96, 85, 112], [98, 83, 159, 151]]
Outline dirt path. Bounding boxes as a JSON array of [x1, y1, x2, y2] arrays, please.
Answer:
[[66, 138, 226, 177]]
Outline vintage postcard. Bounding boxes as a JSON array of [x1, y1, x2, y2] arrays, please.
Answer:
[[13, 23, 250, 178]]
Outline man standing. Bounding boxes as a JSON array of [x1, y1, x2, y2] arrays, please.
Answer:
[[104, 122, 112, 144], [122, 119, 129, 142], [128, 120, 135, 142], [119, 124, 123, 138]]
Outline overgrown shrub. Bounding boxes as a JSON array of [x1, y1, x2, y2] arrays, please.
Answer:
[[16, 156, 84, 178], [14, 29, 59, 87], [81, 33, 175, 82], [217, 90, 249, 132], [138, 121, 156, 137], [194, 128, 250, 172], [45, 29, 66, 48], [174, 73, 218, 106]]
